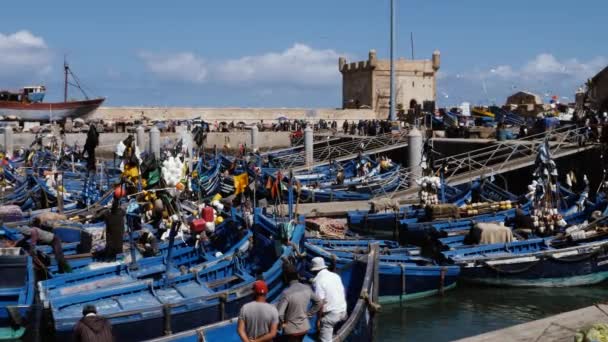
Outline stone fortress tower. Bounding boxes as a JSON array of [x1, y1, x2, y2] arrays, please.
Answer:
[[339, 49, 440, 117]]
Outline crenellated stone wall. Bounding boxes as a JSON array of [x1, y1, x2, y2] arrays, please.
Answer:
[[339, 49, 441, 116]]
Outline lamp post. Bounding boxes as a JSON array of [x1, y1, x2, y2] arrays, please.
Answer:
[[389, 0, 396, 123]]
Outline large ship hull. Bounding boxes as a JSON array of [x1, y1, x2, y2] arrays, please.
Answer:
[[0, 98, 104, 121]]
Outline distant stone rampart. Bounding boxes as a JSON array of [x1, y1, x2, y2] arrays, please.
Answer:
[[86, 107, 379, 123]]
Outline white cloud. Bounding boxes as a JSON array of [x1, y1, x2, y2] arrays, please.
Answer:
[[139, 44, 343, 87], [489, 53, 606, 81], [489, 65, 517, 78], [0, 30, 52, 78], [522, 53, 563, 74], [437, 53, 607, 106], [215, 43, 342, 86], [138, 52, 208, 83]]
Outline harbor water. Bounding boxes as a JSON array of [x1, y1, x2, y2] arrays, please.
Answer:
[[378, 284, 608, 341]]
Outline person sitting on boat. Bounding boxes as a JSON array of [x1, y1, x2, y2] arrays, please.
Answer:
[[277, 263, 322, 342], [509, 206, 536, 238], [380, 156, 393, 173], [237, 280, 279, 342], [362, 162, 370, 176], [12, 221, 71, 273], [73, 304, 113, 342], [335, 167, 345, 185], [99, 191, 126, 261], [310, 257, 347, 342], [137, 229, 159, 257]]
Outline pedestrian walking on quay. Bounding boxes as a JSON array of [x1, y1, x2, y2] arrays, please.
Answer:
[[73, 304, 114, 342], [310, 257, 347, 342], [237, 280, 279, 342], [277, 264, 322, 342]]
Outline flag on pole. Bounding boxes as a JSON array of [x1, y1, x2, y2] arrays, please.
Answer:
[[234, 173, 249, 195]]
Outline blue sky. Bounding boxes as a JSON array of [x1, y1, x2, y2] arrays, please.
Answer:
[[1, 0, 606, 107]]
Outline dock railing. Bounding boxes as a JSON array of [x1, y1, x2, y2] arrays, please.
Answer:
[[379, 124, 597, 201]]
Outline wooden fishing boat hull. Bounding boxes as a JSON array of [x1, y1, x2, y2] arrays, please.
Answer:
[[374, 262, 459, 303], [0, 249, 34, 340], [305, 241, 459, 303], [0, 98, 104, 121], [456, 240, 608, 287]]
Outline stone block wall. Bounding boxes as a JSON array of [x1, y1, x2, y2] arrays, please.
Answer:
[[86, 107, 379, 125]]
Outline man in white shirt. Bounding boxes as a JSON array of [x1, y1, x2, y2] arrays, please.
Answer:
[[310, 257, 347, 342]]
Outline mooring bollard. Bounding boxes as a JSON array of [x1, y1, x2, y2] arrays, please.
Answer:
[[4, 127, 13, 158], [304, 125, 313, 168], [150, 126, 160, 158], [408, 127, 422, 185], [251, 124, 259, 152], [136, 125, 146, 152]]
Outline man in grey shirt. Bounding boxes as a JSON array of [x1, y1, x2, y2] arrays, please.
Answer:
[[237, 280, 279, 342], [277, 264, 322, 341]]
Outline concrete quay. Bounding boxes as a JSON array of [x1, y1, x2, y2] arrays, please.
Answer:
[[0, 131, 291, 157], [456, 303, 608, 342]]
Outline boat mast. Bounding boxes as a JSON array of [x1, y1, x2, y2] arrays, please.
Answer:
[[64, 59, 69, 102]]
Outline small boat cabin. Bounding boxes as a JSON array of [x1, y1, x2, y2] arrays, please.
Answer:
[[0, 85, 46, 103]]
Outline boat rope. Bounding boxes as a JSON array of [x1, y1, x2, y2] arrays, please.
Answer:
[[481, 258, 541, 274], [439, 266, 446, 295], [359, 289, 381, 313], [400, 263, 406, 301]]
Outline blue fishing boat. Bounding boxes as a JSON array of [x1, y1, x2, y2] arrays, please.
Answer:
[[258, 155, 402, 203], [302, 238, 414, 255], [145, 242, 380, 342], [400, 185, 597, 250], [442, 224, 608, 287], [38, 219, 253, 304], [347, 180, 521, 239], [0, 248, 34, 340], [305, 239, 460, 303], [347, 182, 472, 236], [293, 168, 402, 203], [46, 210, 305, 341]]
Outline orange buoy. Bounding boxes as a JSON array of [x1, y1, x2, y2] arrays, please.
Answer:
[[176, 182, 185, 191], [114, 185, 127, 199]]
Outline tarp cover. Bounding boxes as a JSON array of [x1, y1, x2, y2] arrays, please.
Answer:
[[470, 222, 513, 245]]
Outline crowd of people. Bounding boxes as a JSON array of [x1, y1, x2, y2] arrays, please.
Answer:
[[198, 118, 395, 137], [341, 119, 394, 136]]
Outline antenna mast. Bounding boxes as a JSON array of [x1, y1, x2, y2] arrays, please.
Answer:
[[64, 58, 69, 102], [410, 32, 415, 59]]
